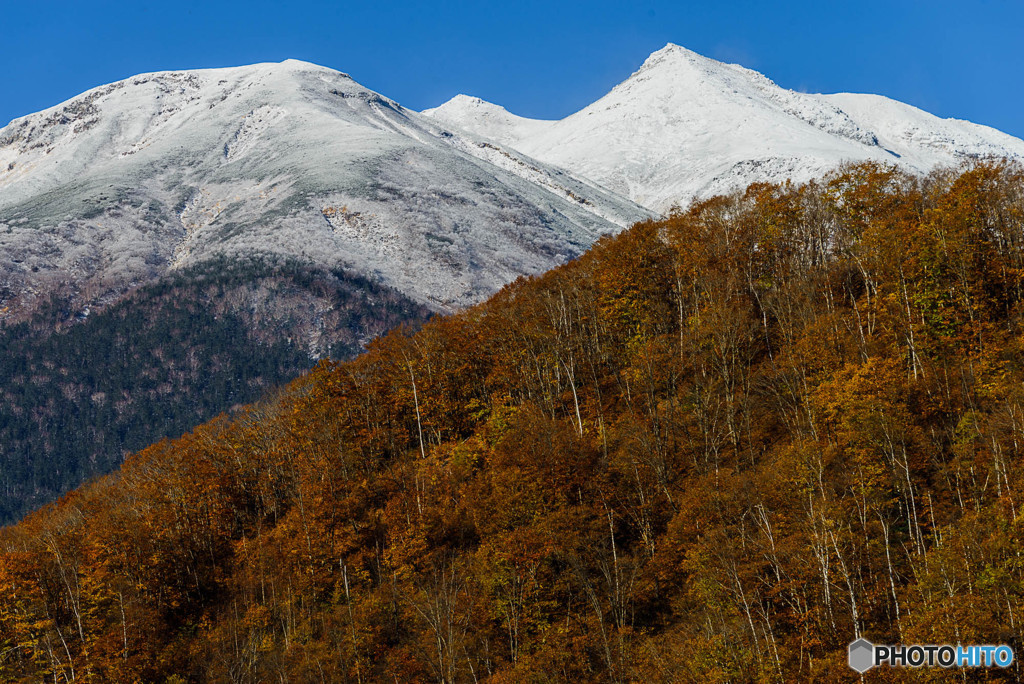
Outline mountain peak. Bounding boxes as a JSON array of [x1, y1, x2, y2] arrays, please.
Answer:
[[638, 43, 724, 71], [439, 44, 1024, 212], [627, 42, 768, 94], [646, 42, 704, 61], [274, 58, 348, 77], [422, 94, 554, 147], [429, 93, 508, 113], [448, 94, 489, 106]]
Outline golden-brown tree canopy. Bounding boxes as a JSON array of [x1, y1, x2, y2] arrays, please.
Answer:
[[3, 162, 1024, 682]]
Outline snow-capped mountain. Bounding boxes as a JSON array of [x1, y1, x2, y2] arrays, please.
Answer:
[[424, 44, 1024, 213], [4, 46, 1024, 325], [2, 46, 1023, 524], [0, 59, 649, 321]]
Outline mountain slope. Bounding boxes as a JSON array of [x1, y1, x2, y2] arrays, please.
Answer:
[[0, 59, 649, 321], [0, 257, 430, 524], [424, 44, 1024, 212], [0, 59, 654, 522], [2, 163, 1023, 681], [4, 46, 1024, 536]]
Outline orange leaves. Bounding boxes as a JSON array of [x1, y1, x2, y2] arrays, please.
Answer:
[[4, 162, 1024, 680]]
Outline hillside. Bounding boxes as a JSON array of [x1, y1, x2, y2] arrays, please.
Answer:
[[0, 58, 648, 522], [2, 162, 1023, 682], [5, 45, 1024, 525], [0, 257, 430, 524]]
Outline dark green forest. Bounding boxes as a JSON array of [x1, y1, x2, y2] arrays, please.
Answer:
[[0, 257, 431, 523]]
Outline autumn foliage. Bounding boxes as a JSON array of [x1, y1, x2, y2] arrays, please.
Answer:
[[3, 162, 1024, 682]]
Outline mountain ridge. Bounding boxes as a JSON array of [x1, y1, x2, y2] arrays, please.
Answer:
[[0, 58, 648, 324], [423, 42, 1024, 212]]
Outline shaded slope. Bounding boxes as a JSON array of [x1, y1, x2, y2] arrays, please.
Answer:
[[0, 257, 430, 524]]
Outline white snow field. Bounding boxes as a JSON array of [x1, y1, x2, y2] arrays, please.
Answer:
[[424, 44, 1024, 214]]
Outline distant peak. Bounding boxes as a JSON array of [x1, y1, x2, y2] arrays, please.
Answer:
[[449, 94, 487, 105], [623, 42, 778, 95], [449, 94, 500, 108], [654, 42, 698, 57], [426, 94, 511, 116]]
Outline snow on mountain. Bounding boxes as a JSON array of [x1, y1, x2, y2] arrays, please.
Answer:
[[0, 60, 650, 320], [422, 95, 555, 147], [5, 46, 1023, 324], [423, 44, 1024, 213], [815, 92, 1024, 164]]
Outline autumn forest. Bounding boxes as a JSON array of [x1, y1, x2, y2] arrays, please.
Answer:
[[2, 162, 1024, 682]]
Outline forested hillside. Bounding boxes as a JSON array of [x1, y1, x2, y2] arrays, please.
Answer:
[[0, 257, 431, 523], [2, 163, 1023, 682]]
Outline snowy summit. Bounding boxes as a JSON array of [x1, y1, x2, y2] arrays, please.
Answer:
[[424, 43, 1024, 213]]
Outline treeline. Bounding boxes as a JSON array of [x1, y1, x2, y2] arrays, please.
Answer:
[[2, 163, 1024, 682], [0, 257, 431, 523]]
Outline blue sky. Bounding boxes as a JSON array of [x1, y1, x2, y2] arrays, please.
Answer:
[[1, 0, 1022, 138]]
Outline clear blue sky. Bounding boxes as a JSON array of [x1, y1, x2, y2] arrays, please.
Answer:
[[2, 0, 1022, 138]]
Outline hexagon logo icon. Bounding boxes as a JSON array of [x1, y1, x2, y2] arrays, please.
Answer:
[[849, 638, 875, 673]]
